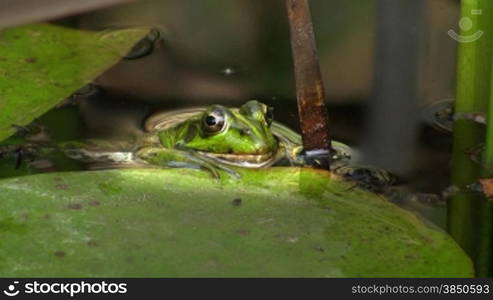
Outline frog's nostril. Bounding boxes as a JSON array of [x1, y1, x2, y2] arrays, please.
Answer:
[[241, 129, 252, 136]]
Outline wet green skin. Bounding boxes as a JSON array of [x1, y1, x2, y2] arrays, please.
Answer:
[[61, 100, 296, 178], [155, 101, 277, 157], [2, 101, 353, 178], [0, 100, 358, 179]]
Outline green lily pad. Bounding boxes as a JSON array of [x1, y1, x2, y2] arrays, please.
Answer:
[[0, 167, 472, 277], [0, 23, 149, 143]]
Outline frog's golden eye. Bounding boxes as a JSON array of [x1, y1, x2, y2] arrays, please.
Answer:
[[265, 106, 274, 126], [203, 110, 226, 133]]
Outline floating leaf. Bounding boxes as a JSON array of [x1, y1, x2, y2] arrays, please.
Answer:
[[0, 23, 149, 142], [0, 167, 472, 277]]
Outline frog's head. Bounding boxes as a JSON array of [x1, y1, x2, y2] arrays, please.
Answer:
[[173, 100, 278, 166]]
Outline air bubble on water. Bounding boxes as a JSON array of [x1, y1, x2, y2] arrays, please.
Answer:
[[220, 66, 237, 76]]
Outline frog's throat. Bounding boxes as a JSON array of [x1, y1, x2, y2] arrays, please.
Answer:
[[197, 150, 277, 168]]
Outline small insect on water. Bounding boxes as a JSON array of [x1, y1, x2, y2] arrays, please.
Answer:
[[421, 99, 487, 134], [333, 165, 397, 194], [420, 99, 454, 133]]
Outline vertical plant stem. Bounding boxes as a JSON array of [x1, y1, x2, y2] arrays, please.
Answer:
[[483, 62, 493, 174], [286, 0, 332, 169], [449, 0, 493, 276], [474, 55, 493, 276]]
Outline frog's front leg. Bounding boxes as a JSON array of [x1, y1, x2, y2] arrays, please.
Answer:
[[136, 147, 240, 179]]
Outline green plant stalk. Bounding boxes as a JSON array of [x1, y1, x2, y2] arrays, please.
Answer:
[[449, 0, 493, 276], [475, 56, 493, 276], [483, 60, 493, 174]]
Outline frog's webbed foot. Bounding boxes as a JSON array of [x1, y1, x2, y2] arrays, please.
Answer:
[[172, 151, 241, 179], [183, 151, 241, 179], [218, 165, 241, 179], [166, 159, 221, 179], [179, 148, 242, 179], [204, 160, 241, 179]]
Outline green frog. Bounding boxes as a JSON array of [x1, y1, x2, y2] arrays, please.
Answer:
[[4, 100, 354, 178]]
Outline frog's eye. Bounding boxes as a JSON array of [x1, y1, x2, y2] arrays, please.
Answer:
[[202, 110, 226, 133], [265, 106, 274, 126]]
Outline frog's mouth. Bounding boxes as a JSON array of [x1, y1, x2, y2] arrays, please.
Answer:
[[198, 150, 277, 168]]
